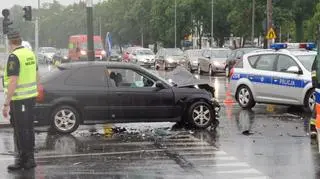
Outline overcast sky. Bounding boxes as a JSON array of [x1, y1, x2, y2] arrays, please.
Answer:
[[2, 0, 101, 9]]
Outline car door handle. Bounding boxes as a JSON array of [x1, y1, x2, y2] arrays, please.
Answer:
[[115, 92, 123, 96]]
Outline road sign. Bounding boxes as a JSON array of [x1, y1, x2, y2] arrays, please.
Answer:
[[266, 28, 277, 39]]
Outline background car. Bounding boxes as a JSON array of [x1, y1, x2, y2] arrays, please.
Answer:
[[197, 48, 231, 76], [226, 47, 260, 77], [155, 48, 187, 70], [38, 47, 57, 64], [132, 48, 155, 68], [122, 46, 142, 63], [184, 49, 203, 73], [108, 49, 122, 62], [52, 49, 69, 64], [35, 62, 220, 134]]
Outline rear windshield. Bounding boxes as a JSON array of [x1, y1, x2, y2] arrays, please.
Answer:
[[40, 67, 67, 83]]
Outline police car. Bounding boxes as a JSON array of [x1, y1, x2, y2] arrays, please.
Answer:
[[230, 43, 317, 112]]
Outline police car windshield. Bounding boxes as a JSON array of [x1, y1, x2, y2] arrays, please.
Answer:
[[296, 55, 316, 72]]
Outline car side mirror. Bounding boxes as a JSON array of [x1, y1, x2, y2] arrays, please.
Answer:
[[155, 81, 165, 89], [287, 66, 302, 74]]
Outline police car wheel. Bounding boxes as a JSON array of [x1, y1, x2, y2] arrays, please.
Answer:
[[304, 89, 315, 112], [236, 86, 255, 109], [187, 101, 214, 129], [51, 105, 80, 134]]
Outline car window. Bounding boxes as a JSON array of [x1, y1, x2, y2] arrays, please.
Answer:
[[107, 68, 155, 88], [254, 54, 277, 71], [40, 67, 67, 83], [65, 66, 106, 86], [248, 55, 259, 67], [276, 55, 299, 72]]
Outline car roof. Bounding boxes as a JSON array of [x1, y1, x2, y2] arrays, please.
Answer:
[[59, 61, 144, 70], [246, 48, 317, 56]]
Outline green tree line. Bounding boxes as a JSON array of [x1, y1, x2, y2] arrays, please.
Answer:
[[7, 0, 320, 48]]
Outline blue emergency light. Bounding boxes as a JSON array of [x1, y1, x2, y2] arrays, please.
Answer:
[[270, 43, 288, 50], [299, 43, 316, 50]]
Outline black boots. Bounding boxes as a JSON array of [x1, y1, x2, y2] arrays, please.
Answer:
[[23, 153, 37, 169], [7, 154, 24, 171], [7, 153, 36, 171]]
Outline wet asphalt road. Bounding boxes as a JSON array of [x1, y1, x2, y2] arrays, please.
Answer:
[[0, 65, 319, 179]]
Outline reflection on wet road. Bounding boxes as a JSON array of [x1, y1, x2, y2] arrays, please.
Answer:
[[0, 69, 318, 179]]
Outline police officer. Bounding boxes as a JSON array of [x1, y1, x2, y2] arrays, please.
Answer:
[[2, 31, 39, 171]]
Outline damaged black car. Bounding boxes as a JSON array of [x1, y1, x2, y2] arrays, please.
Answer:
[[34, 62, 220, 134]]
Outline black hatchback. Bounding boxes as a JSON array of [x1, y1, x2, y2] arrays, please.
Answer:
[[35, 62, 220, 134]]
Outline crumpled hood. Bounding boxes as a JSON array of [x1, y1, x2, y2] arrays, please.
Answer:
[[165, 66, 213, 87]]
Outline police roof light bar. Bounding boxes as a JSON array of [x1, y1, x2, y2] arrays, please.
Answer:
[[270, 43, 288, 50], [299, 43, 316, 50]]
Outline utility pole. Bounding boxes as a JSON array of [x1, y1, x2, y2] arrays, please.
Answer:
[[86, 0, 94, 61], [267, 0, 272, 48], [174, 0, 177, 48], [35, 0, 40, 54], [211, 0, 213, 47], [141, 27, 144, 47], [251, 0, 255, 45]]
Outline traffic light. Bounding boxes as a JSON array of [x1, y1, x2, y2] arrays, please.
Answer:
[[23, 6, 32, 21], [2, 9, 13, 35]]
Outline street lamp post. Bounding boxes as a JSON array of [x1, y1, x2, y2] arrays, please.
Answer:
[[86, 0, 94, 61], [174, 0, 177, 48], [211, 0, 213, 47]]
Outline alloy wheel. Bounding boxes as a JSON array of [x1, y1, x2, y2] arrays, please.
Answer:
[[54, 109, 77, 132], [238, 88, 250, 106], [192, 105, 211, 127]]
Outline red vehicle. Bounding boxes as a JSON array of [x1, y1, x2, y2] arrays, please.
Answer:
[[68, 35, 106, 61]]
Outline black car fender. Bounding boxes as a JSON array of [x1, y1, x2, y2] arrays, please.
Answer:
[[176, 94, 214, 112], [50, 97, 84, 123]]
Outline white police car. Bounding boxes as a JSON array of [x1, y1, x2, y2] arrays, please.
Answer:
[[230, 43, 317, 112]]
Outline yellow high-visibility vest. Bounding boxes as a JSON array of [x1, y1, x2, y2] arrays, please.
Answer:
[[3, 47, 38, 100]]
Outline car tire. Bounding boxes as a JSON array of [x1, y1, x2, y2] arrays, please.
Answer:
[[197, 65, 202, 75], [209, 65, 215, 76], [304, 88, 315, 112], [50, 105, 80, 134], [236, 85, 256, 109], [187, 101, 214, 129]]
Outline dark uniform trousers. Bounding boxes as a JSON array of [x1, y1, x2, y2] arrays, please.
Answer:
[[9, 98, 36, 159]]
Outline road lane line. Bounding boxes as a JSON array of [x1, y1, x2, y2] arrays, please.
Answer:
[[188, 156, 237, 161], [216, 168, 263, 174], [199, 162, 250, 167]]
